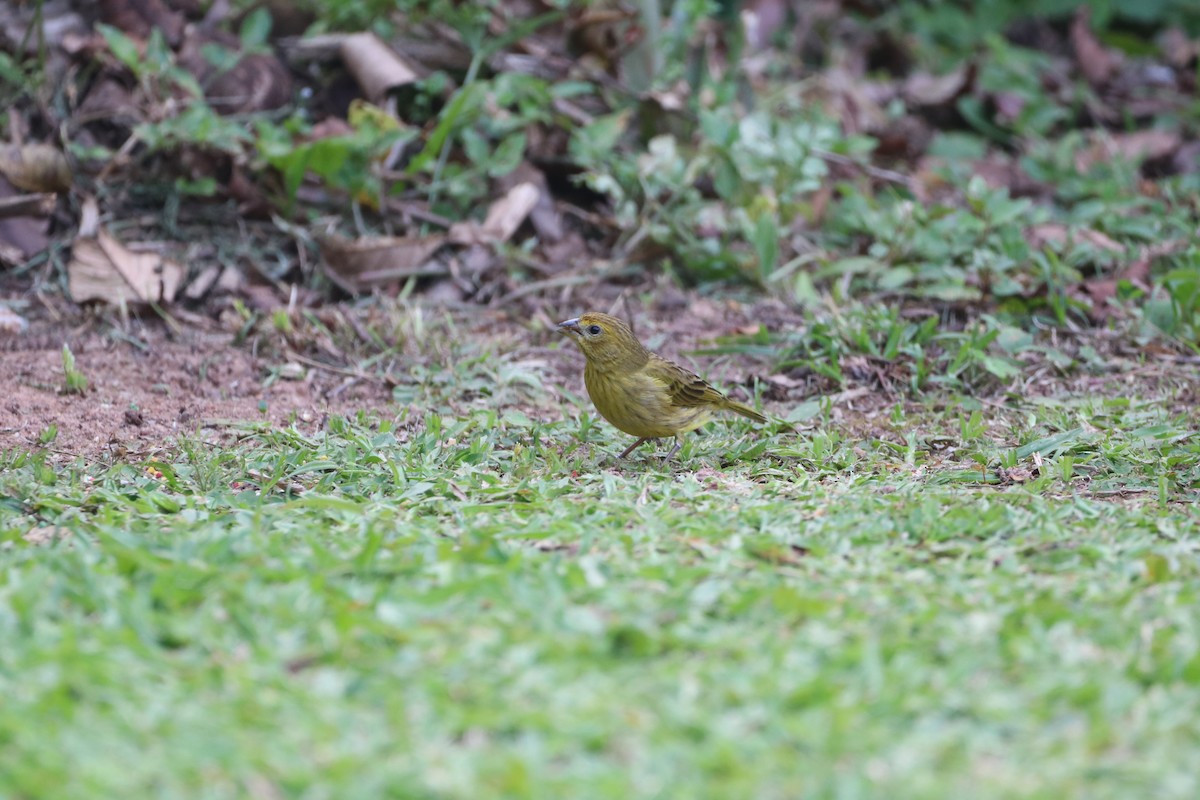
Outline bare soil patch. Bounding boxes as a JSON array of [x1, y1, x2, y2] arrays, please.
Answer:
[[0, 320, 392, 461]]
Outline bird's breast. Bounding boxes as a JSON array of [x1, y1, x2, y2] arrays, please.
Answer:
[[584, 364, 711, 438]]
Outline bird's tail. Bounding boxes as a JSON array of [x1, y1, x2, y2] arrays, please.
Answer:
[[723, 399, 767, 424]]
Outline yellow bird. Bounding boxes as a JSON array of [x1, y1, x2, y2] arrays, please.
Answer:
[[557, 311, 766, 459]]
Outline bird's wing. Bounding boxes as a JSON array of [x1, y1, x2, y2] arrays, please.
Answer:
[[643, 355, 729, 408]]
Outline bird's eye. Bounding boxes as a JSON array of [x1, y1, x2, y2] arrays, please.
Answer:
[[587, 324, 602, 335]]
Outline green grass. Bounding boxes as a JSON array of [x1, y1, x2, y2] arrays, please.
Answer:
[[4, 0, 1198, 791], [2, 368, 1199, 798]]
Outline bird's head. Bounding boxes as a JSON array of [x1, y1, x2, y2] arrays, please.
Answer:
[[556, 312, 649, 370]]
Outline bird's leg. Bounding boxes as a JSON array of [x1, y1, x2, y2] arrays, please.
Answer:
[[662, 434, 685, 461], [619, 437, 652, 459]]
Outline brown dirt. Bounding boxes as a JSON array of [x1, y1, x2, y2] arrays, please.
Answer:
[[0, 323, 394, 462]]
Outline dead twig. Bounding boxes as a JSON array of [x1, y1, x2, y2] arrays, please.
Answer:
[[812, 149, 914, 188], [0, 193, 56, 218]]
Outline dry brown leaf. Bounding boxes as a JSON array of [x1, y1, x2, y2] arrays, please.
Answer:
[[0, 1, 87, 55], [0, 305, 29, 334], [226, 163, 270, 217], [633, 90, 697, 142], [1159, 28, 1197, 69], [903, 63, 975, 108], [99, 0, 184, 44], [567, 4, 637, 70], [184, 264, 223, 301], [910, 157, 953, 205], [0, 164, 55, 262], [870, 115, 932, 162], [816, 69, 888, 135], [69, 232, 184, 305], [1081, 238, 1190, 314], [997, 466, 1035, 485], [68, 199, 184, 305], [0, 143, 71, 193], [217, 265, 245, 294], [743, 0, 790, 51], [310, 117, 354, 139], [959, 154, 1046, 198], [207, 52, 294, 114], [318, 232, 446, 294], [1028, 223, 1124, 254], [500, 163, 562, 242], [175, 27, 293, 114], [538, 231, 589, 272], [448, 182, 539, 246], [1164, 141, 1200, 178], [241, 283, 282, 312], [1070, 6, 1118, 86], [72, 78, 140, 124], [807, 181, 835, 224], [992, 91, 1027, 124], [765, 373, 805, 390], [23, 526, 72, 545], [340, 32, 420, 104], [1075, 129, 1182, 174]]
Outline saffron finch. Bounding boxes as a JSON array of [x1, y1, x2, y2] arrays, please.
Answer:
[[557, 312, 766, 459]]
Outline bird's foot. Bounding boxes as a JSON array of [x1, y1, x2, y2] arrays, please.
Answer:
[[618, 437, 652, 459]]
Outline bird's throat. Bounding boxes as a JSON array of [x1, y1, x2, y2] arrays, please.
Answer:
[[583, 345, 649, 374]]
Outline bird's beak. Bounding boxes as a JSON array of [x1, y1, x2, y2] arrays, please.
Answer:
[[556, 318, 582, 337]]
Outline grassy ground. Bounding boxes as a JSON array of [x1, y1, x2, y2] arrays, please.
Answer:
[[3, 0, 1200, 795], [3, 312, 1198, 799]]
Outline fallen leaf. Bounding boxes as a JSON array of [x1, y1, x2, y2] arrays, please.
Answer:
[[959, 153, 1046, 198], [1028, 223, 1124, 254], [0, 177, 53, 263], [207, 52, 294, 114], [226, 163, 270, 217], [72, 77, 140, 124], [0, 143, 71, 193], [0, 304, 29, 334], [23, 526, 72, 545], [184, 264, 224, 301], [871, 115, 932, 161], [310, 117, 355, 139], [176, 27, 293, 114], [448, 182, 540, 246], [1081, 238, 1190, 313], [98, 0, 184, 44], [567, 4, 637, 72], [241, 283, 280, 313], [1159, 28, 1197, 69], [1161, 140, 1200, 178], [1070, 6, 1118, 86], [278, 363, 307, 381], [500, 163, 562, 243], [997, 466, 1035, 484], [69, 232, 184, 305], [217, 265, 245, 293], [765, 372, 804, 389], [318, 232, 446, 294], [903, 63, 975, 108], [68, 198, 184, 305], [818, 68, 888, 134], [992, 91, 1027, 124], [1075, 129, 1181, 173]]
